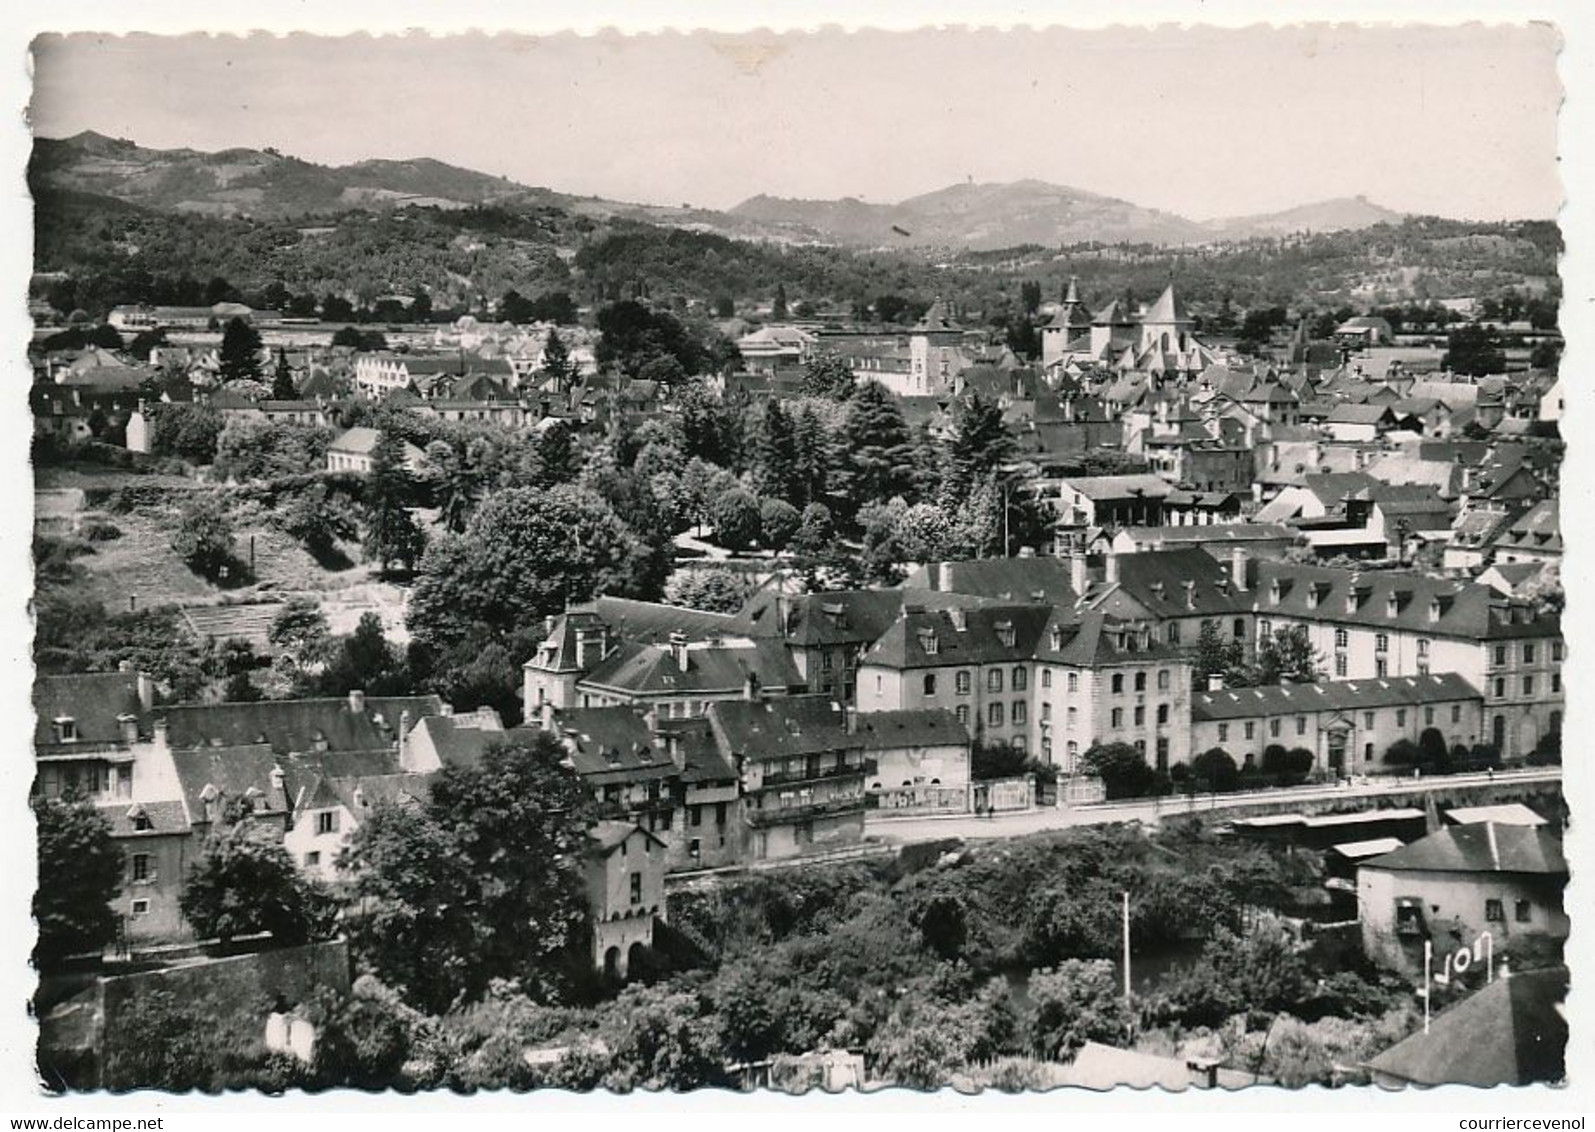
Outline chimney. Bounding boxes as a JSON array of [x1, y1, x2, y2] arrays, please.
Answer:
[[669, 631, 689, 671], [937, 561, 954, 592], [1207, 672, 1225, 692], [116, 713, 139, 745], [1070, 552, 1088, 596], [1183, 579, 1197, 610], [349, 689, 367, 715], [1230, 548, 1248, 592], [136, 671, 155, 713], [269, 766, 285, 793], [397, 709, 412, 765], [1104, 554, 1120, 585], [743, 671, 762, 702]]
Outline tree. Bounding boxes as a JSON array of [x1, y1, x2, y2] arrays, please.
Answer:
[[532, 420, 578, 488], [171, 493, 237, 580], [665, 568, 754, 615], [152, 404, 224, 464], [279, 482, 358, 563], [793, 502, 834, 558], [218, 317, 263, 384], [799, 355, 857, 401], [759, 498, 802, 552], [1254, 624, 1323, 684], [407, 485, 646, 653], [771, 283, 788, 320], [837, 381, 914, 517], [362, 431, 426, 576], [538, 329, 578, 391], [317, 612, 407, 696], [595, 300, 705, 378], [1193, 618, 1249, 691], [33, 796, 123, 968], [711, 489, 762, 552], [1082, 741, 1157, 800], [915, 894, 968, 960], [1443, 324, 1507, 377], [600, 984, 728, 1091], [946, 392, 1015, 504], [270, 348, 296, 400], [268, 598, 332, 668], [425, 439, 492, 535], [342, 735, 598, 1012], [751, 400, 798, 501], [1026, 960, 1132, 1060], [180, 825, 334, 945], [1191, 747, 1240, 792]]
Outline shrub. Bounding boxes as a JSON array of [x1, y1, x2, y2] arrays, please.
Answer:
[[1192, 747, 1240, 792], [82, 520, 122, 542]]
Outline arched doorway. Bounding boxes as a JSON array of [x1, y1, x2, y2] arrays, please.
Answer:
[[627, 942, 647, 981], [1493, 714, 1507, 756], [603, 946, 620, 981]]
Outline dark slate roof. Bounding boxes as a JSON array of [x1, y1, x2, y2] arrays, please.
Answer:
[[158, 695, 443, 755], [408, 715, 513, 770], [33, 672, 149, 750], [861, 604, 1055, 670], [169, 744, 290, 821], [732, 589, 918, 647], [587, 820, 666, 856], [323, 772, 431, 815], [1193, 673, 1480, 721], [707, 696, 860, 763], [589, 596, 739, 644], [1088, 547, 1253, 618], [1363, 823, 1566, 877], [1492, 497, 1560, 555], [581, 639, 802, 697], [552, 708, 677, 784], [1032, 611, 1188, 667], [1364, 966, 1567, 1087], [851, 709, 969, 751], [1253, 562, 1559, 641], [1062, 474, 1172, 501], [900, 558, 1080, 607], [674, 723, 738, 785]]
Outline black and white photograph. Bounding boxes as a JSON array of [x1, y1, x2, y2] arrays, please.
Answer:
[[13, 10, 1582, 1102]]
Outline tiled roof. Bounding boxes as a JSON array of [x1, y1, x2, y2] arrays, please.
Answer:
[[1091, 547, 1254, 618], [588, 596, 740, 645], [1062, 474, 1173, 501], [900, 558, 1080, 606], [552, 708, 677, 784], [1493, 498, 1560, 554], [158, 695, 443, 755], [169, 744, 290, 822], [707, 696, 859, 763], [850, 709, 969, 751], [1192, 672, 1480, 721], [862, 604, 1054, 670], [581, 638, 802, 697], [98, 799, 191, 837], [1364, 823, 1566, 876]]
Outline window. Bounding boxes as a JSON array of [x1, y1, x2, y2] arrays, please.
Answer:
[[131, 854, 151, 883], [955, 705, 970, 726], [689, 838, 701, 859], [1524, 643, 1536, 664], [1157, 669, 1170, 692], [1013, 737, 1027, 755], [1396, 708, 1406, 727], [1335, 653, 1347, 677], [1218, 724, 1229, 742], [1552, 673, 1561, 694], [1296, 716, 1307, 736], [956, 671, 972, 695], [1157, 704, 1169, 725], [131, 899, 150, 917], [988, 702, 1004, 728], [1013, 701, 1028, 725], [1066, 706, 1078, 729], [1134, 672, 1147, 692], [923, 673, 937, 696], [1066, 740, 1079, 762], [1495, 645, 1508, 667], [876, 674, 883, 694], [1042, 669, 1052, 689], [1515, 900, 1532, 923], [1111, 708, 1124, 729], [1494, 678, 1506, 698], [989, 669, 1004, 694], [1269, 718, 1281, 738], [1013, 667, 1028, 692], [1109, 674, 1123, 695], [315, 811, 339, 835], [629, 873, 643, 905], [1451, 704, 1462, 724], [1523, 676, 1535, 696], [1233, 618, 1246, 641], [690, 805, 703, 828], [1485, 899, 1504, 922], [1335, 628, 1349, 648], [1553, 641, 1564, 662], [1363, 712, 1375, 729], [1067, 673, 1079, 693], [1134, 706, 1146, 726], [1418, 638, 1430, 657], [821, 651, 834, 672], [716, 801, 728, 826], [1375, 659, 1388, 678], [1041, 702, 1052, 721], [1042, 738, 1052, 759], [1244, 722, 1255, 740], [1375, 633, 1388, 653], [1167, 623, 1181, 645]]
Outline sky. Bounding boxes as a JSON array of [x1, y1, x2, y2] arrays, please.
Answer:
[[28, 24, 1563, 221]]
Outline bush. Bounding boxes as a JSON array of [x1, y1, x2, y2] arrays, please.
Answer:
[[82, 520, 122, 542], [1260, 745, 1314, 785], [1384, 739, 1422, 768], [1191, 747, 1240, 792]]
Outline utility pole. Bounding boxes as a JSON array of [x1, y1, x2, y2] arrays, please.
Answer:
[[1122, 890, 1132, 1001]]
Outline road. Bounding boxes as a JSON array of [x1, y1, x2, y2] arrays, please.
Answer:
[[866, 767, 1563, 845]]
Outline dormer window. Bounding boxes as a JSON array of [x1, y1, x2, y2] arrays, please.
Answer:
[[919, 630, 940, 656], [1050, 626, 1065, 651], [996, 621, 1015, 648], [53, 716, 78, 743]]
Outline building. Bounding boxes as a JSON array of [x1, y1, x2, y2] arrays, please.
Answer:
[[1490, 497, 1560, 566], [585, 821, 668, 980], [853, 708, 971, 793], [706, 696, 870, 861], [1358, 823, 1568, 976], [1052, 474, 1173, 531], [1191, 673, 1483, 777], [325, 426, 427, 475], [1250, 563, 1563, 761]]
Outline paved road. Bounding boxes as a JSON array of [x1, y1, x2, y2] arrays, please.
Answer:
[[866, 768, 1563, 845]]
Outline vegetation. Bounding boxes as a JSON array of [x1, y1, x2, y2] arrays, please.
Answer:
[[180, 825, 336, 945], [33, 796, 124, 968]]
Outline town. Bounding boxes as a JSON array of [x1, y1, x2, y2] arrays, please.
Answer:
[[25, 67, 1567, 1091]]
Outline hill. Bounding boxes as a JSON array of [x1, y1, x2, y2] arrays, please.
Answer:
[[1205, 195, 1406, 241]]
